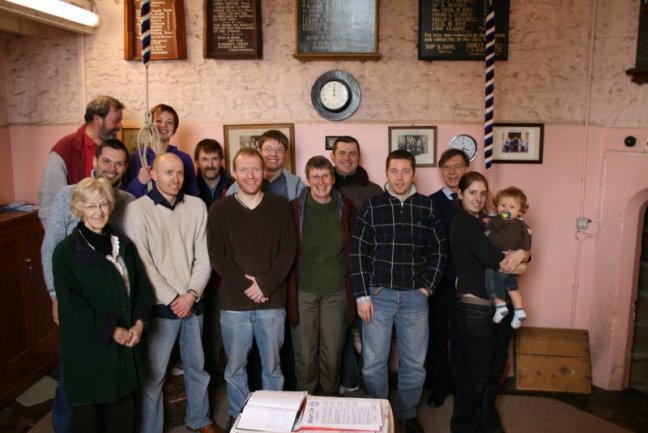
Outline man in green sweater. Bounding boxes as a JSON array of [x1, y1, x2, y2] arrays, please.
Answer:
[[207, 148, 297, 431]]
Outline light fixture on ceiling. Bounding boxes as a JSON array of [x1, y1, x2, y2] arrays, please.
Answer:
[[0, 0, 99, 34]]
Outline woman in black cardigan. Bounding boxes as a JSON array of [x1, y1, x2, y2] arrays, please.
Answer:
[[449, 171, 528, 433]]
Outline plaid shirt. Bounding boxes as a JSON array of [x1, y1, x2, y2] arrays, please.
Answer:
[[351, 189, 447, 297]]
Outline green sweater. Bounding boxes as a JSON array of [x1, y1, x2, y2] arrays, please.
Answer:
[[299, 194, 345, 295], [53, 230, 152, 406]]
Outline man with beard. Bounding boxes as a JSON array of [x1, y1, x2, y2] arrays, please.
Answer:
[[193, 138, 233, 382], [39, 95, 124, 223], [194, 138, 233, 206], [40, 139, 133, 433]]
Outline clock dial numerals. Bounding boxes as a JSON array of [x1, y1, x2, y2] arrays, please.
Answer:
[[311, 70, 361, 121], [449, 134, 478, 161], [319, 80, 350, 111]]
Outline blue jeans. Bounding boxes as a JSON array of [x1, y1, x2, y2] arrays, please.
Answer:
[[485, 268, 518, 301], [221, 309, 285, 416], [52, 343, 72, 433], [451, 301, 513, 433], [139, 315, 212, 433], [361, 287, 429, 421]]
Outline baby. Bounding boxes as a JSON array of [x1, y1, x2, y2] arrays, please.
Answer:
[[485, 187, 532, 329]]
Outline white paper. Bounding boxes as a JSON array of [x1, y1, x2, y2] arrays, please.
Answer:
[[300, 397, 382, 431], [236, 391, 307, 432]]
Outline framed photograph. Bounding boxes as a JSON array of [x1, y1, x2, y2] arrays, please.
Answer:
[[325, 136, 340, 151], [223, 123, 296, 174], [118, 127, 141, 153], [492, 123, 544, 164], [388, 126, 437, 167]]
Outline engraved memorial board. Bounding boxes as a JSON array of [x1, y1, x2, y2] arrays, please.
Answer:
[[294, 0, 379, 61], [205, 0, 262, 59], [124, 0, 187, 61], [418, 0, 509, 61]]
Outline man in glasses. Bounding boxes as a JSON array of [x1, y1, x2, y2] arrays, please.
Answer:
[[426, 148, 470, 408]]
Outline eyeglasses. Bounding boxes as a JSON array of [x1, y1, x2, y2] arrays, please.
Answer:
[[82, 201, 110, 212], [308, 174, 332, 182], [261, 146, 286, 155], [441, 163, 466, 172]]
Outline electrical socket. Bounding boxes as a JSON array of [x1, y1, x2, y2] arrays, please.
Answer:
[[576, 217, 590, 231]]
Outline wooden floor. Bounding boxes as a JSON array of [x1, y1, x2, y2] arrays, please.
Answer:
[[1, 373, 647, 433]]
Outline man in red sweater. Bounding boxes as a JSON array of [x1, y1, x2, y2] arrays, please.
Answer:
[[38, 95, 124, 223]]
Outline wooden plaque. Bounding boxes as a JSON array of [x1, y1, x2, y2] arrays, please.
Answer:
[[205, 0, 262, 59], [124, 0, 187, 61], [626, 1, 648, 84], [418, 0, 509, 61], [294, 0, 380, 61]]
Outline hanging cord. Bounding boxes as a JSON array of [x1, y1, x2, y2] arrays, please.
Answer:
[[483, 0, 495, 172], [136, 0, 160, 191]]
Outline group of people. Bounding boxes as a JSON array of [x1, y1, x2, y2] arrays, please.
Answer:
[[38, 96, 532, 433]]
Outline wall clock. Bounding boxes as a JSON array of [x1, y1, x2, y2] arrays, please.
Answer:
[[311, 70, 361, 121], [449, 134, 478, 161]]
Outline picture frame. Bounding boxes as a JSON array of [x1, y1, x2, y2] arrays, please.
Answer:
[[118, 127, 141, 153], [325, 136, 340, 151], [388, 126, 437, 167], [492, 123, 544, 164], [223, 123, 296, 174]]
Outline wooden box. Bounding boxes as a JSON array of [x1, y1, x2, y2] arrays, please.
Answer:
[[515, 327, 592, 394]]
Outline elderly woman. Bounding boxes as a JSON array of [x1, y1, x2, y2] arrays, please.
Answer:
[[53, 177, 152, 433], [287, 156, 357, 395], [449, 171, 528, 433]]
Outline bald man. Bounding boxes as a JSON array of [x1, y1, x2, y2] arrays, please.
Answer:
[[124, 153, 219, 433]]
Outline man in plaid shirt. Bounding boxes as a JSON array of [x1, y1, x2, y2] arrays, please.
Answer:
[[351, 149, 447, 433]]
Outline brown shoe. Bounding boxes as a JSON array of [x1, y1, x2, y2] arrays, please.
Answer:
[[197, 424, 224, 433]]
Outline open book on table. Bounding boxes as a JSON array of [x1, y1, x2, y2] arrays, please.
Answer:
[[236, 390, 308, 432]]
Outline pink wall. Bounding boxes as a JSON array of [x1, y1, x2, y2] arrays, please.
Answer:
[[4, 0, 648, 391], [0, 127, 14, 203]]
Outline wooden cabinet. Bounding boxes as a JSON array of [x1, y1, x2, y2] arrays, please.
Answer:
[[0, 211, 58, 406]]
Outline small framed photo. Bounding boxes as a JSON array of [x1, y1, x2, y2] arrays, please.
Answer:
[[325, 136, 340, 151], [492, 123, 544, 164], [388, 126, 437, 167], [223, 123, 296, 173], [118, 127, 140, 153]]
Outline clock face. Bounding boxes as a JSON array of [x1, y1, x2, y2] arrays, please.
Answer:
[[311, 70, 361, 121], [449, 134, 478, 161], [319, 80, 350, 112]]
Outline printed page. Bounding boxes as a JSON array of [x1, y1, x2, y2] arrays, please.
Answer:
[[299, 397, 383, 431]]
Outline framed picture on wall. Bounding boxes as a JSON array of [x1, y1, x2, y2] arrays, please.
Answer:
[[325, 136, 340, 151], [388, 126, 437, 167], [118, 127, 141, 153], [492, 123, 544, 164], [223, 123, 296, 174]]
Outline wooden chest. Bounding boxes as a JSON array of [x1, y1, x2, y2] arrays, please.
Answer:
[[514, 327, 592, 394]]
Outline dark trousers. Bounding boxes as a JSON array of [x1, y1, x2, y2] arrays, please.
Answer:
[[451, 301, 513, 433], [425, 279, 456, 393], [53, 343, 72, 433], [71, 392, 135, 433]]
